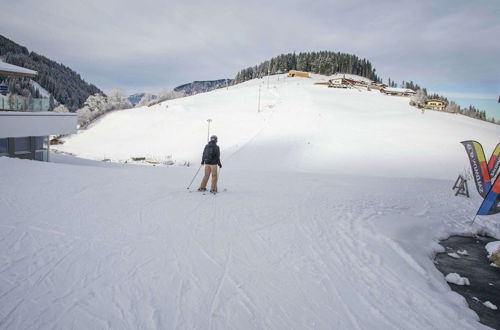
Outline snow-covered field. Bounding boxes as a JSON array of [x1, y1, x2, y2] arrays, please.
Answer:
[[2, 74, 500, 329], [54, 74, 499, 179]]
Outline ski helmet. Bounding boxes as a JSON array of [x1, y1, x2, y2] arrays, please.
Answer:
[[210, 135, 218, 141]]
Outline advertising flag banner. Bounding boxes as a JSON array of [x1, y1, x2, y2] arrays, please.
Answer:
[[488, 143, 500, 178], [477, 175, 500, 215], [461, 141, 491, 198]]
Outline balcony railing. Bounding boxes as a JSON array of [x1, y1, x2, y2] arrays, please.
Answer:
[[0, 94, 50, 112]]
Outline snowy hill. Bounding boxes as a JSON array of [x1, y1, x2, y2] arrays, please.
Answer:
[[2, 73, 500, 329], [56, 73, 499, 180]]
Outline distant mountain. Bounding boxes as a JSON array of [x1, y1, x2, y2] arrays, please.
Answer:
[[174, 79, 233, 96], [128, 93, 157, 106], [0, 34, 102, 111]]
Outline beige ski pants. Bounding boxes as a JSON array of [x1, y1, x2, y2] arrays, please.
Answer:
[[199, 164, 218, 191]]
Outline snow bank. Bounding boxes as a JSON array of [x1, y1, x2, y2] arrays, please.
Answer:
[[483, 301, 498, 310], [485, 241, 500, 258], [486, 241, 500, 267], [445, 273, 470, 286]]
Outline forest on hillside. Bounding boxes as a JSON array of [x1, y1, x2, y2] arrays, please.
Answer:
[[0, 35, 102, 111], [234, 51, 381, 84]]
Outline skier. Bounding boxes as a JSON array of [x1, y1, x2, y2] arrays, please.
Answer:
[[198, 135, 222, 193]]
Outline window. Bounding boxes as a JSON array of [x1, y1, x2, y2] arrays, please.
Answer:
[[34, 136, 48, 151], [14, 137, 30, 154], [0, 138, 8, 154]]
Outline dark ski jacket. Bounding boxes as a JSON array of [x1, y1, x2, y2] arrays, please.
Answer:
[[201, 140, 221, 166]]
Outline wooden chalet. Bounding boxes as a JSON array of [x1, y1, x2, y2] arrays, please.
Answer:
[[424, 99, 447, 111], [287, 70, 310, 78]]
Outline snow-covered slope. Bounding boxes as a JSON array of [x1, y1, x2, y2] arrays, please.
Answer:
[[2, 74, 500, 329], [30, 80, 51, 98], [55, 74, 499, 179]]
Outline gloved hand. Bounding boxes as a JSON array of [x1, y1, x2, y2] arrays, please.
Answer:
[[218, 164, 222, 168]]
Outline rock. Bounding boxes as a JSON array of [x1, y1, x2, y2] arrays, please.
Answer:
[[490, 249, 500, 268]]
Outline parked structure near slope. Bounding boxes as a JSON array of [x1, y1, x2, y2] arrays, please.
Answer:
[[327, 74, 377, 90], [381, 87, 416, 97], [328, 77, 357, 88], [425, 99, 447, 111], [368, 83, 388, 91], [0, 61, 76, 161], [288, 70, 310, 78]]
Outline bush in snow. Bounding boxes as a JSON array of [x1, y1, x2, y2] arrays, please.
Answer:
[[138, 89, 185, 107], [53, 104, 69, 113], [156, 89, 185, 103], [137, 93, 156, 107], [107, 88, 132, 110], [76, 106, 92, 127], [76, 93, 109, 128], [84, 93, 108, 114], [410, 89, 427, 108], [445, 101, 460, 114], [76, 90, 134, 128]]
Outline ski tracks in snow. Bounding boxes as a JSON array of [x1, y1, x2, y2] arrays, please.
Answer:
[[1, 158, 489, 329]]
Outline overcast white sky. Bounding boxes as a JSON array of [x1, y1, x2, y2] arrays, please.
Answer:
[[1, 0, 499, 115]]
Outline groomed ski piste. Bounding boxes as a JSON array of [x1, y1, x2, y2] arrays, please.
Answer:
[[2, 74, 500, 329]]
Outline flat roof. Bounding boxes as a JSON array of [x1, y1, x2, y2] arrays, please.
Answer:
[[383, 87, 415, 93], [0, 61, 37, 77]]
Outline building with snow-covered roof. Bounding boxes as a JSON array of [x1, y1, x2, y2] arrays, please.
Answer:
[[328, 78, 357, 88], [425, 99, 447, 111], [368, 83, 388, 91], [329, 73, 373, 85], [381, 87, 416, 97], [0, 61, 76, 161]]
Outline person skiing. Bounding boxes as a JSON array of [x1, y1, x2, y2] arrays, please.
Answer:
[[198, 135, 222, 193]]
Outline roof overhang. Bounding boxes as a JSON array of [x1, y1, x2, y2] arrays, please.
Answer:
[[0, 61, 37, 78], [0, 112, 77, 138]]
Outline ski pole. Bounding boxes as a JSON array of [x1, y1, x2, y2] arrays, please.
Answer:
[[217, 167, 223, 191], [187, 165, 202, 189]]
